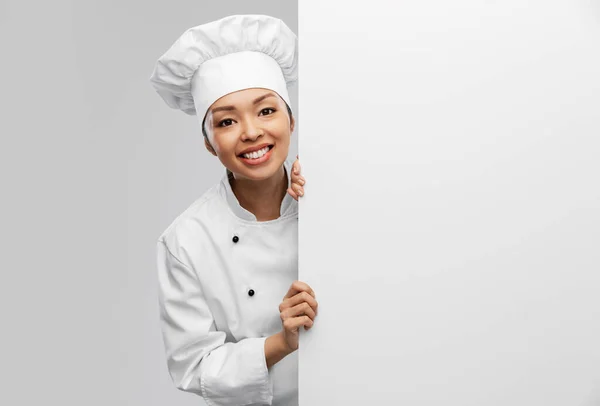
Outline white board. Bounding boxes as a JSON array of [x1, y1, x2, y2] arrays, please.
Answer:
[[298, 1, 600, 404]]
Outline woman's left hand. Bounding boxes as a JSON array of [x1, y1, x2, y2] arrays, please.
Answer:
[[287, 155, 305, 201]]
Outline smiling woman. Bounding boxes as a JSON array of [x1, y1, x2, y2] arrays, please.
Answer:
[[202, 92, 294, 169], [202, 88, 294, 183], [149, 14, 315, 406]]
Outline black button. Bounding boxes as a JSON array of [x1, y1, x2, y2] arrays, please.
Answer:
[[248, 289, 255, 297], [232, 235, 239, 243]]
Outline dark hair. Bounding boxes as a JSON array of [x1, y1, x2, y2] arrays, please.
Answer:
[[202, 102, 293, 140]]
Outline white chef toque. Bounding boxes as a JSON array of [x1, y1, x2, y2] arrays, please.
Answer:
[[149, 14, 298, 132]]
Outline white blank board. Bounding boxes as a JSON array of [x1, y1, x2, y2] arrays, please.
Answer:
[[298, 1, 600, 405]]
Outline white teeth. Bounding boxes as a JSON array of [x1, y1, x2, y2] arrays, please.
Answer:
[[243, 146, 270, 159]]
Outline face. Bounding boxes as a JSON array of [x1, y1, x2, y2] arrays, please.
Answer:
[[203, 88, 294, 181]]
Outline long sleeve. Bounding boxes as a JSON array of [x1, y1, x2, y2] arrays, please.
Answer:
[[156, 240, 274, 406]]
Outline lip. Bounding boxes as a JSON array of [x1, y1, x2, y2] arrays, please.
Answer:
[[238, 145, 274, 166], [238, 143, 273, 156]]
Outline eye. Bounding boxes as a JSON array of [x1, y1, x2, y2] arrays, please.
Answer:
[[259, 108, 276, 116], [218, 118, 234, 127]]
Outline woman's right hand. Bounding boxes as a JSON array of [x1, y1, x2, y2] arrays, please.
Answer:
[[279, 280, 318, 352]]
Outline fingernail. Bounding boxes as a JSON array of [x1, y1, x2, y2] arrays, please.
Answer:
[[299, 179, 305, 185]]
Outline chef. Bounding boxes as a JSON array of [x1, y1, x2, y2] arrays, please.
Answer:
[[150, 14, 314, 406]]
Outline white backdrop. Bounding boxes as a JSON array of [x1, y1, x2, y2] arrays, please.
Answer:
[[298, 1, 600, 405]]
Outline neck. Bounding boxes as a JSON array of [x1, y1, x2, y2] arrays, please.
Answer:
[[229, 165, 288, 221]]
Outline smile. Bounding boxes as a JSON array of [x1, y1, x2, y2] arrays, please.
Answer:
[[240, 145, 272, 159], [238, 145, 274, 165]]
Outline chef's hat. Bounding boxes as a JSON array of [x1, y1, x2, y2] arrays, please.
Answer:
[[149, 14, 298, 131]]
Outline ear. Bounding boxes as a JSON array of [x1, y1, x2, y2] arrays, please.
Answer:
[[204, 137, 217, 156], [290, 115, 295, 134]]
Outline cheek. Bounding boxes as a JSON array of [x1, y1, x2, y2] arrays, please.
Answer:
[[212, 133, 237, 154], [267, 121, 292, 141]]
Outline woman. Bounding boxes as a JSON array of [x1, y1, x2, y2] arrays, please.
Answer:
[[150, 14, 313, 406]]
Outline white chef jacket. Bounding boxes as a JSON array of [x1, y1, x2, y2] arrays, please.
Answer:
[[157, 159, 299, 406]]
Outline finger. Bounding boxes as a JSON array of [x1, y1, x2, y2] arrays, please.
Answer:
[[303, 316, 314, 331], [284, 280, 315, 299], [281, 302, 317, 322], [290, 172, 305, 185], [293, 159, 301, 175], [287, 187, 298, 201], [293, 184, 304, 197], [280, 291, 318, 315], [281, 291, 318, 314], [283, 315, 313, 332]]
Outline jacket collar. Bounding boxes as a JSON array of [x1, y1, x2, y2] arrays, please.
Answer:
[[220, 159, 295, 222]]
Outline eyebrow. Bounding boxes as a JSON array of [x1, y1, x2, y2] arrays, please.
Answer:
[[210, 93, 277, 114]]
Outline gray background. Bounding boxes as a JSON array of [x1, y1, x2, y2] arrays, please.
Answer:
[[0, 1, 297, 405]]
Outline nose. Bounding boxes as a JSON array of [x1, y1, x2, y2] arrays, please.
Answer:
[[240, 116, 263, 141]]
